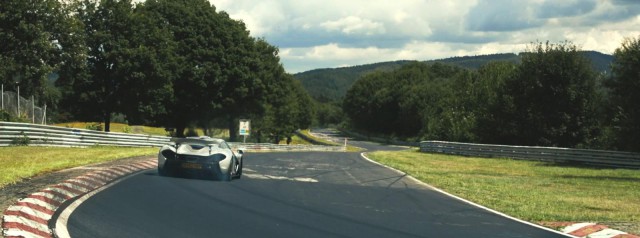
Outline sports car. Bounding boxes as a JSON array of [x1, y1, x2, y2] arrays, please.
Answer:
[[157, 136, 243, 181]]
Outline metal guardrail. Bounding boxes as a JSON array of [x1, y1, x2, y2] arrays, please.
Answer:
[[420, 141, 640, 169], [0, 122, 346, 152], [229, 143, 346, 152], [294, 130, 336, 146], [0, 121, 170, 147], [338, 129, 420, 147]]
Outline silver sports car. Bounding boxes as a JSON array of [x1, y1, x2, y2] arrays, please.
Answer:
[[157, 137, 243, 181]]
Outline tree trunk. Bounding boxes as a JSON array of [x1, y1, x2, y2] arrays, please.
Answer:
[[175, 124, 186, 138], [104, 111, 111, 132], [228, 116, 237, 142]]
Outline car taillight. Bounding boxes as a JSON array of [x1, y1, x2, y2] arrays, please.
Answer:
[[161, 150, 176, 160], [207, 154, 226, 162]]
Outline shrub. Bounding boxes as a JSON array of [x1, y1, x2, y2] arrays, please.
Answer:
[[11, 131, 30, 146], [85, 122, 103, 131]]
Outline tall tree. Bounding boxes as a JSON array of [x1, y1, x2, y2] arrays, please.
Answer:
[[139, 0, 266, 138], [0, 0, 81, 109], [119, 2, 176, 126], [70, 0, 137, 132], [606, 36, 640, 152], [472, 61, 518, 144], [216, 17, 263, 142], [251, 40, 314, 143], [504, 42, 598, 147]]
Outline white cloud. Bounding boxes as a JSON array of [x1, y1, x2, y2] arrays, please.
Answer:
[[320, 16, 386, 36], [206, 0, 640, 73]]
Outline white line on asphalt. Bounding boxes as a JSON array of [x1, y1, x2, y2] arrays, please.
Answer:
[[244, 173, 318, 183], [359, 152, 575, 238], [53, 169, 151, 238]]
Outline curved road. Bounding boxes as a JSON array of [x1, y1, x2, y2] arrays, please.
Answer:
[[59, 135, 568, 237]]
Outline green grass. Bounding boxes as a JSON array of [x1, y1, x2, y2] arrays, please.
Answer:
[[272, 134, 313, 145], [298, 129, 362, 152], [0, 146, 156, 188], [55, 122, 172, 136], [367, 150, 640, 223]]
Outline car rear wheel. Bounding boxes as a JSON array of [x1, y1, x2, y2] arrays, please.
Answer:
[[158, 166, 168, 176], [233, 158, 243, 179], [220, 159, 234, 181]]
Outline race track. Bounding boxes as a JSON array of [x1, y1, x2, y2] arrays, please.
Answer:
[[59, 144, 569, 237]]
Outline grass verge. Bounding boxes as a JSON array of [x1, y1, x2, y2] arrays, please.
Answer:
[[54, 122, 171, 136], [367, 150, 640, 225], [0, 146, 156, 188], [298, 129, 362, 152]]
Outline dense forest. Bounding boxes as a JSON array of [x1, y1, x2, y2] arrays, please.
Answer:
[[342, 41, 640, 152], [295, 51, 613, 102], [0, 0, 314, 142], [296, 50, 616, 133]]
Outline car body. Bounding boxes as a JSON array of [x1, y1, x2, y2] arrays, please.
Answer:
[[157, 136, 243, 181]]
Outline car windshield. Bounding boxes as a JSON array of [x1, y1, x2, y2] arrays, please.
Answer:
[[218, 141, 230, 150]]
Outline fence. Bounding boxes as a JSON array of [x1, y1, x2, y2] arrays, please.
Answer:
[[1, 89, 47, 124], [339, 129, 420, 147], [0, 122, 346, 152], [0, 121, 169, 147], [420, 140, 640, 169], [229, 143, 346, 152]]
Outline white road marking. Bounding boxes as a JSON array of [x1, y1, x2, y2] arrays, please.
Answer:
[[359, 152, 572, 238], [244, 173, 318, 183], [54, 169, 150, 238]]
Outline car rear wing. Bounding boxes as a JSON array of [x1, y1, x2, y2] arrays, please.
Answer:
[[170, 137, 221, 146]]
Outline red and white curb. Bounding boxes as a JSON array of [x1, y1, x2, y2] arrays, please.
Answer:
[[558, 223, 640, 238], [2, 159, 156, 238]]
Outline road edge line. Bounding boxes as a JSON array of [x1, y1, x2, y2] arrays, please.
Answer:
[[359, 152, 576, 238], [52, 169, 151, 238]]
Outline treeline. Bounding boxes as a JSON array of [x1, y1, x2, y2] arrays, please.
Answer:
[[0, 0, 314, 141], [344, 41, 640, 152]]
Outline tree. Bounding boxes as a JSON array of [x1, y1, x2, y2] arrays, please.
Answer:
[[0, 0, 81, 108], [314, 100, 344, 127], [504, 42, 598, 147], [606, 36, 640, 152], [215, 17, 264, 142], [471, 61, 518, 144], [69, 0, 138, 132], [138, 0, 267, 138], [253, 42, 314, 143], [119, 1, 177, 126], [343, 71, 398, 134]]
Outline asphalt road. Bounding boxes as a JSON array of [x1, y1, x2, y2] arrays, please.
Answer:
[[60, 140, 568, 237]]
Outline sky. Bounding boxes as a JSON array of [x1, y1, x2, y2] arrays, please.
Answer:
[[208, 0, 640, 73]]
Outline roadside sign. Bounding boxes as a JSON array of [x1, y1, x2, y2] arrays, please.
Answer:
[[239, 119, 250, 136]]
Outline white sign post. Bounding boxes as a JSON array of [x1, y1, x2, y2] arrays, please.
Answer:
[[239, 119, 250, 143]]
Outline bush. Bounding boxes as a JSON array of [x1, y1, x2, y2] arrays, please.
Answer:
[[85, 122, 103, 131], [122, 125, 132, 133], [11, 131, 30, 146], [0, 110, 11, 121]]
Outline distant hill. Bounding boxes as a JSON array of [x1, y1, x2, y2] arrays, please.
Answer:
[[294, 60, 415, 102], [294, 51, 613, 101], [426, 53, 520, 69]]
